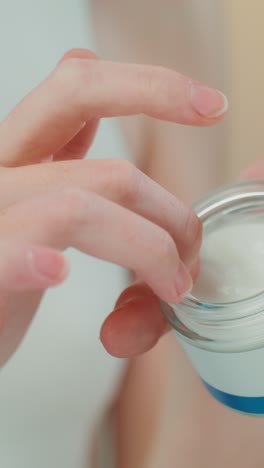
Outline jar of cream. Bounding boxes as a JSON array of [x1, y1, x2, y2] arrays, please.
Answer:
[[163, 179, 264, 416]]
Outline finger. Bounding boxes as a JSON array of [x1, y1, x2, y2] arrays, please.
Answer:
[[0, 189, 192, 304], [58, 48, 98, 63], [0, 241, 68, 367], [54, 118, 99, 161], [100, 283, 170, 358], [189, 258, 200, 281], [54, 48, 99, 161], [239, 160, 264, 180], [0, 242, 68, 291], [0, 55, 228, 166], [4, 159, 202, 267]]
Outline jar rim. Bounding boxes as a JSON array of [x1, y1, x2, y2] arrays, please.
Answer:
[[192, 178, 264, 221], [189, 178, 264, 309], [163, 179, 264, 352]]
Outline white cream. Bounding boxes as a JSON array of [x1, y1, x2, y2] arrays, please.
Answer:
[[192, 221, 264, 303], [166, 182, 264, 415]]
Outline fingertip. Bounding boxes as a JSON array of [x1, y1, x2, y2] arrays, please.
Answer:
[[28, 246, 69, 287], [190, 83, 228, 121], [100, 294, 170, 358], [114, 282, 155, 308], [100, 313, 160, 358]]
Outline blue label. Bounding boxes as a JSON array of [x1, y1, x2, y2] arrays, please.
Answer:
[[203, 380, 264, 415]]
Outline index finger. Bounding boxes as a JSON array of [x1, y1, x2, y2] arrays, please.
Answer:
[[0, 53, 228, 166]]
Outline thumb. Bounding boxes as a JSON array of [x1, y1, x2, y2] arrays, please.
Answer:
[[100, 282, 170, 358]]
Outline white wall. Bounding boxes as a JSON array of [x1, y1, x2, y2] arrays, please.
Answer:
[[0, 2, 128, 467]]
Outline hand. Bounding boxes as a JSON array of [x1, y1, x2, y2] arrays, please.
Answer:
[[108, 157, 264, 362], [0, 49, 227, 365]]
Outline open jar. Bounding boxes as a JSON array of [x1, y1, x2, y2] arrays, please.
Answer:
[[162, 179, 264, 415]]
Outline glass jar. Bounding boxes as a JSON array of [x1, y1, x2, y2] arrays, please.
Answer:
[[162, 179, 264, 416]]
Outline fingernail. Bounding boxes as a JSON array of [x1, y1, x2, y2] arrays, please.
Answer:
[[29, 248, 69, 282], [190, 83, 228, 118], [189, 258, 200, 281], [175, 262, 193, 299], [115, 294, 144, 311]]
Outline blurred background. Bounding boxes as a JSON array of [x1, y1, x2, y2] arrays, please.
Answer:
[[225, 0, 264, 179], [0, 1, 264, 468], [0, 1, 128, 467]]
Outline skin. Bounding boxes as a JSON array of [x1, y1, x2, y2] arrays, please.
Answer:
[[1, 27, 262, 468], [0, 48, 227, 367], [91, 4, 264, 468]]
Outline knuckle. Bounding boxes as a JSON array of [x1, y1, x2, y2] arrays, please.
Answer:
[[56, 188, 88, 232], [139, 66, 166, 104], [56, 57, 85, 82], [107, 159, 142, 205], [53, 58, 94, 106], [61, 48, 97, 62]]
